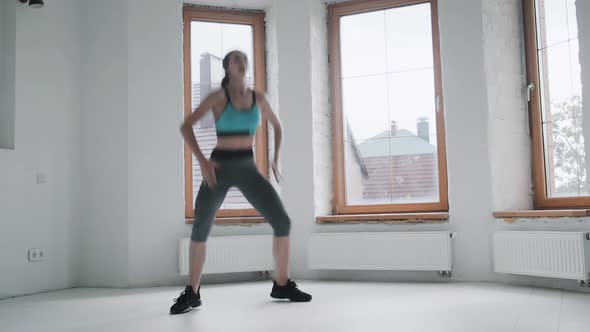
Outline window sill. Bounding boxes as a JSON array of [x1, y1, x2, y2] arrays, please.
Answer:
[[185, 217, 265, 225], [493, 209, 590, 221], [316, 212, 449, 224]]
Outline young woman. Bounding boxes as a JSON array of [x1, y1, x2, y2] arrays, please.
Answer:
[[171, 50, 312, 315]]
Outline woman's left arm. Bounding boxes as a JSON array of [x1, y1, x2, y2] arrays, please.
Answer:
[[257, 92, 282, 163], [257, 92, 283, 181]]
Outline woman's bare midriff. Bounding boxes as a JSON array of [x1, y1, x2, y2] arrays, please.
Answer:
[[215, 136, 256, 151]]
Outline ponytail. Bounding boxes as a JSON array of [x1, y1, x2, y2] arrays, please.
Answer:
[[221, 71, 229, 89]]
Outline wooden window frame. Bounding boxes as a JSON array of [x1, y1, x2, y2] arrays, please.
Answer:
[[183, 6, 269, 219], [328, 0, 449, 215], [522, 0, 589, 209]]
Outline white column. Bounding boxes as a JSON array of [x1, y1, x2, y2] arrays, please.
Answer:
[[439, 0, 495, 280], [79, 0, 130, 287], [273, 0, 316, 277]]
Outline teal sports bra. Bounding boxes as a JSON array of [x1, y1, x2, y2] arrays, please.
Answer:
[[216, 88, 261, 137]]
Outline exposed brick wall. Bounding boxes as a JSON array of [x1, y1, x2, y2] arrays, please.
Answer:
[[310, 0, 333, 215], [482, 0, 533, 210]]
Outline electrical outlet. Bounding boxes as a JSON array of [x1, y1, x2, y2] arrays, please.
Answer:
[[28, 248, 45, 262], [36, 172, 48, 184]]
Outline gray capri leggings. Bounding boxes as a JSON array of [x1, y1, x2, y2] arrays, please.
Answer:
[[191, 149, 291, 242]]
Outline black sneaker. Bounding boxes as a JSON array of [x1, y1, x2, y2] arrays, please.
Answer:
[[170, 285, 202, 314], [270, 279, 312, 302]]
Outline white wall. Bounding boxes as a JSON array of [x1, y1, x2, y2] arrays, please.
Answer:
[[4, 0, 590, 296], [439, 0, 495, 281], [311, 0, 333, 217], [78, 0, 130, 287], [273, 0, 318, 277], [486, 0, 590, 290], [72, 0, 283, 289], [0, 0, 80, 298], [308, 0, 497, 282], [0, 0, 16, 150], [484, 0, 532, 212], [489, 0, 590, 291], [78, 0, 590, 290], [305, 0, 590, 291], [124, 0, 280, 287], [126, 0, 187, 287]]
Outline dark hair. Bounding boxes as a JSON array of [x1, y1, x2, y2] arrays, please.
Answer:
[[221, 50, 248, 89]]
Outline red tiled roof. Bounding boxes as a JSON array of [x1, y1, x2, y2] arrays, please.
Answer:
[[362, 154, 438, 200]]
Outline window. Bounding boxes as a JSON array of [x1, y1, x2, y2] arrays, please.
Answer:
[[183, 6, 268, 219], [328, 0, 448, 214], [523, 0, 587, 209]]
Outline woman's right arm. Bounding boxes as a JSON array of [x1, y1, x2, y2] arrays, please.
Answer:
[[180, 91, 223, 163]]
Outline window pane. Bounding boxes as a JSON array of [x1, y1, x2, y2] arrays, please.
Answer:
[[340, 10, 386, 78], [538, 42, 574, 123], [570, 39, 582, 98], [385, 3, 433, 73], [342, 75, 389, 140], [345, 137, 395, 205], [536, 0, 585, 198], [345, 133, 440, 205], [387, 70, 438, 139], [566, 0, 578, 40], [190, 21, 255, 209], [389, 135, 439, 204], [340, 2, 441, 206], [543, 117, 587, 197], [536, 0, 570, 48]]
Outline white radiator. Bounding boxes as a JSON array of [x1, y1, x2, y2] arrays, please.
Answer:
[[493, 231, 590, 281], [308, 232, 453, 272], [179, 235, 274, 275]]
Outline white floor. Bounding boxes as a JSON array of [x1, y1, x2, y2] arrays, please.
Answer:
[[1, 281, 589, 332]]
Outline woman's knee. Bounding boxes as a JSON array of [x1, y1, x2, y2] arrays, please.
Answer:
[[191, 224, 210, 242], [191, 216, 214, 242], [271, 214, 291, 237]]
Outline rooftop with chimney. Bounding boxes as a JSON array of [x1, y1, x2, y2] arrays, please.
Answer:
[[357, 119, 435, 158]]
